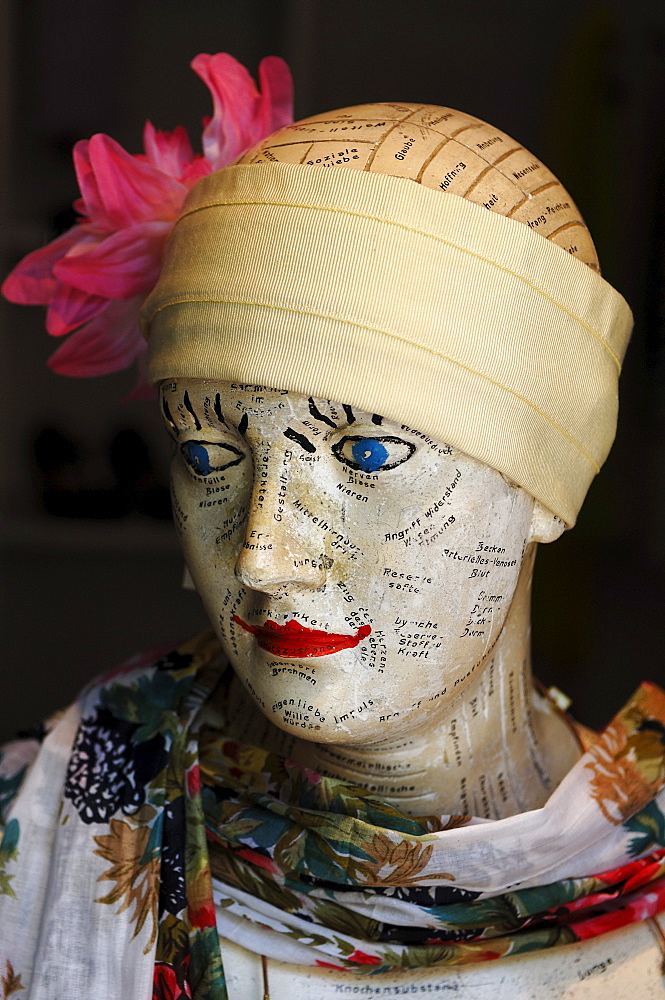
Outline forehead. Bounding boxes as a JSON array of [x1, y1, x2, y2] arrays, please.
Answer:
[[162, 378, 346, 404], [160, 378, 382, 427]]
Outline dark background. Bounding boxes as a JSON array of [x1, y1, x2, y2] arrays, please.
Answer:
[[2, 0, 665, 740]]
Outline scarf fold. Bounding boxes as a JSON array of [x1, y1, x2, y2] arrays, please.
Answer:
[[2, 631, 665, 998]]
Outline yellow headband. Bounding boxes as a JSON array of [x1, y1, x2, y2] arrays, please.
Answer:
[[142, 163, 633, 526]]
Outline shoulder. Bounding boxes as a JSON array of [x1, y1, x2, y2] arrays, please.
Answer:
[[0, 630, 224, 827]]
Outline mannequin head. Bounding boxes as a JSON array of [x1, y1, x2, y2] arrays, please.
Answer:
[[163, 378, 563, 745], [146, 103, 630, 533], [144, 102, 630, 765]]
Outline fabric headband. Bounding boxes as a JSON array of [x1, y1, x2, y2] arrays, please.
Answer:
[[142, 162, 633, 526]]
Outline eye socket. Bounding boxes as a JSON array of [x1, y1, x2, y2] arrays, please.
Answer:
[[180, 440, 244, 477], [332, 435, 415, 473]]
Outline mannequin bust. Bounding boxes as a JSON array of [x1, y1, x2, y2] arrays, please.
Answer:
[[168, 386, 665, 996], [1, 82, 656, 1000], [149, 106, 663, 997]]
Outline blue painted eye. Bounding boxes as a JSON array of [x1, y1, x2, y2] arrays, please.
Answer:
[[351, 438, 389, 472], [332, 435, 415, 472], [180, 440, 244, 477]]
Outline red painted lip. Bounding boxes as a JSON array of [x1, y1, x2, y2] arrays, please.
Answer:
[[232, 615, 371, 658]]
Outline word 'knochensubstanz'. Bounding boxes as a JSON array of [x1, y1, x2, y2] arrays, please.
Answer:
[[333, 980, 463, 993]]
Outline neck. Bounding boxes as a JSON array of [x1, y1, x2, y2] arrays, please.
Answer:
[[223, 545, 582, 818]]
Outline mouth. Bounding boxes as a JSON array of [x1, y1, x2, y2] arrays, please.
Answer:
[[232, 615, 371, 657]]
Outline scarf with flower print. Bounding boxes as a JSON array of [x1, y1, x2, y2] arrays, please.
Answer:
[[2, 631, 665, 999]]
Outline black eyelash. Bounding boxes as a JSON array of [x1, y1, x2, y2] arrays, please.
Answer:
[[162, 396, 178, 433], [308, 397, 337, 428], [213, 393, 227, 426], [183, 391, 202, 430]]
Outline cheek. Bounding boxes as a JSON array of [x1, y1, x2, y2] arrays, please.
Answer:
[[169, 464, 251, 574], [370, 489, 532, 644]]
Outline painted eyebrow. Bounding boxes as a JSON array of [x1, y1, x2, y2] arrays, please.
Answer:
[[308, 397, 337, 428], [342, 404, 356, 424], [162, 395, 178, 433], [183, 391, 202, 430], [238, 413, 249, 437], [284, 427, 317, 453]]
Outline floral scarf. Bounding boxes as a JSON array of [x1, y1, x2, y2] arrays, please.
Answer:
[[2, 631, 665, 999]]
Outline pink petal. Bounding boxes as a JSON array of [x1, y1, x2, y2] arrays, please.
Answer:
[[53, 220, 171, 299], [74, 134, 188, 231], [2, 227, 86, 305], [193, 53, 293, 170], [46, 281, 108, 336], [257, 56, 294, 135], [48, 297, 145, 376], [142, 121, 194, 179], [192, 52, 260, 168], [180, 156, 212, 188]]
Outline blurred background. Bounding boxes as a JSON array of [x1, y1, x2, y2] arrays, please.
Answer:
[[1, 0, 665, 740]]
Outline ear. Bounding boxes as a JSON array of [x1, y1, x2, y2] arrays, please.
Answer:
[[527, 499, 566, 544]]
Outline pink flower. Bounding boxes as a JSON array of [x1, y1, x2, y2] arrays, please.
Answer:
[[2, 54, 293, 397]]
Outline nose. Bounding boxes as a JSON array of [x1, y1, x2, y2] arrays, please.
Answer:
[[234, 459, 327, 594]]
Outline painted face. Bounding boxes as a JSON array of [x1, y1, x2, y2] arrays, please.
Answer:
[[162, 379, 536, 745]]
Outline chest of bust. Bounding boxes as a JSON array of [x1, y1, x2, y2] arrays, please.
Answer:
[[220, 919, 665, 999]]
